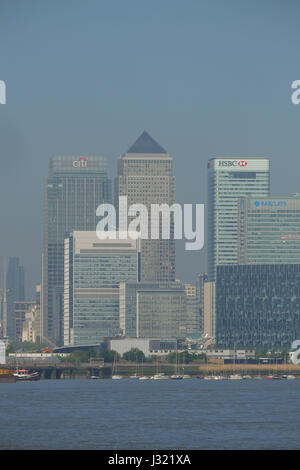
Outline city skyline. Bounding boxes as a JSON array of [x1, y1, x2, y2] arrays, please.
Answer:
[[1, 0, 300, 295]]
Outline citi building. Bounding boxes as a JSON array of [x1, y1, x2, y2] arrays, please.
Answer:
[[42, 156, 112, 346]]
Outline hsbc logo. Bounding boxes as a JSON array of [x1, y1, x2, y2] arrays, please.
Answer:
[[73, 157, 88, 168], [218, 160, 248, 167]]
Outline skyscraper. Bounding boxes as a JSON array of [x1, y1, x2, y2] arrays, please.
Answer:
[[207, 157, 270, 280], [115, 131, 176, 282], [119, 281, 186, 339], [64, 231, 140, 346], [216, 264, 300, 350], [42, 156, 112, 346], [238, 196, 300, 264], [5, 257, 25, 340]]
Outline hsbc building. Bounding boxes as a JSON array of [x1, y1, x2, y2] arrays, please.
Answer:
[[207, 157, 270, 281]]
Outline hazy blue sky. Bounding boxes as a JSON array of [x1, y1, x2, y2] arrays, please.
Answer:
[[0, 0, 300, 296]]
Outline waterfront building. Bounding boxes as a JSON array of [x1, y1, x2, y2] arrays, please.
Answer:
[[207, 157, 270, 280], [238, 196, 300, 264], [64, 231, 140, 346], [42, 156, 112, 346], [21, 304, 41, 343], [215, 264, 300, 350], [119, 281, 186, 339], [4, 257, 25, 340], [184, 283, 201, 338], [203, 281, 216, 340], [13, 301, 35, 342], [115, 131, 176, 283], [196, 272, 207, 335], [107, 337, 178, 358]]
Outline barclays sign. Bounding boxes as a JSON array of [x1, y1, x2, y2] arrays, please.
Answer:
[[254, 201, 287, 207]]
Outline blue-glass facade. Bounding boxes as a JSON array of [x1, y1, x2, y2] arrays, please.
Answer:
[[43, 156, 112, 345], [216, 264, 300, 350]]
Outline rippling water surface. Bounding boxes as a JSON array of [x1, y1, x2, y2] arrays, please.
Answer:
[[0, 379, 299, 449]]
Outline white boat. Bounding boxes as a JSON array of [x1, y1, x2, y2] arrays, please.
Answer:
[[287, 375, 296, 380], [13, 369, 40, 381], [229, 374, 243, 380], [111, 375, 122, 380], [139, 375, 150, 380], [152, 373, 169, 380], [170, 374, 183, 380]]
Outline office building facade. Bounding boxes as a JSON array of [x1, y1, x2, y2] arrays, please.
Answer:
[[64, 231, 140, 346], [13, 301, 35, 342], [238, 196, 300, 264], [216, 264, 300, 350], [115, 131, 176, 283], [207, 157, 270, 280], [42, 156, 111, 345], [119, 282, 186, 339], [5, 257, 25, 340]]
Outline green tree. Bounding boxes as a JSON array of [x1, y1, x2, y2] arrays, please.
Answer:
[[123, 348, 146, 362]]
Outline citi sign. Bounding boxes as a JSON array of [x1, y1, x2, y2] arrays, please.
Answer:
[[218, 160, 247, 167], [73, 157, 88, 168]]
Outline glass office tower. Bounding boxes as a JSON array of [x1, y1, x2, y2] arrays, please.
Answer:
[[42, 156, 111, 346], [216, 264, 300, 350], [64, 231, 140, 346], [207, 157, 270, 280], [119, 282, 186, 339], [238, 196, 300, 264], [115, 131, 176, 282]]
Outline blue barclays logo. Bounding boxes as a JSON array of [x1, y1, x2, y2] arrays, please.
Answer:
[[254, 201, 287, 207]]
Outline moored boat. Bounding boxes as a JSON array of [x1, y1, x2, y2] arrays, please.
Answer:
[[13, 369, 40, 381], [229, 374, 243, 380]]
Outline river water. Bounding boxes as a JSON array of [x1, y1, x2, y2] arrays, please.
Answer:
[[0, 378, 299, 449]]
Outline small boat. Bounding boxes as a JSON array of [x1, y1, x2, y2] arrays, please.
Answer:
[[182, 374, 192, 379], [13, 369, 40, 381], [229, 374, 243, 380], [242, 375, 252, 380], [90, 375, 99, 380], [170, 374, 183, 380], [111, 375, 122, 379], [287, 375, 296, 380], [129, 374, 139, 379], [152, 373, 169, 380], [139, 376, 150, 380]]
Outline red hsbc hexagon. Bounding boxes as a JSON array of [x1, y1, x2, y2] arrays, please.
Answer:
[[238, 160, 247, 167]]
